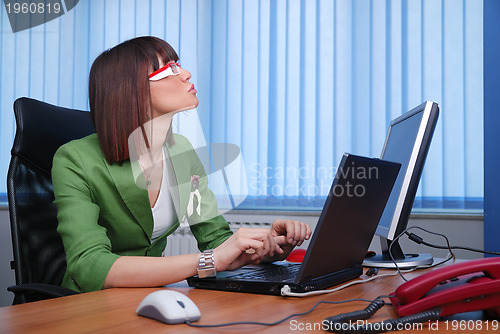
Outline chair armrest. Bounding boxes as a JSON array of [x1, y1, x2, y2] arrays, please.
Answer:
[[8, 283, 79, 299]]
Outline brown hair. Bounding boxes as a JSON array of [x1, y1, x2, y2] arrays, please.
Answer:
[[88, 36, 179, 164]]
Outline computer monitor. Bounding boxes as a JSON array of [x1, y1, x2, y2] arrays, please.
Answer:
[[363, 101, 439, 269]]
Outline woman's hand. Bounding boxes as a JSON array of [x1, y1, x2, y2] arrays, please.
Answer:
[[213, 228, 281, 271], [266, 219, 312, 262]]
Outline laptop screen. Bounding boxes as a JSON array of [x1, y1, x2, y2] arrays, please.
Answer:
[[295, 154, 400, 283]]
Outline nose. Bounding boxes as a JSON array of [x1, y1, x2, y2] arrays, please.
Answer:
[[180, 67, 192, 81]]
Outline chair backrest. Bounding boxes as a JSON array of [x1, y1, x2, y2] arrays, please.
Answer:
[[7, 97, 95, 298]]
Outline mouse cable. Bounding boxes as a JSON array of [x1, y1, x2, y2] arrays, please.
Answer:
[[388, 226, 456, 282], [184, 297, 374, 329]]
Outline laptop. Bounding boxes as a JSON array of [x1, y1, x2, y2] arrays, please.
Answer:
[[187, 153, 401, 295]]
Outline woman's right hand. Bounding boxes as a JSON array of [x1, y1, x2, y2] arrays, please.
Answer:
[[213, 228, 282, 271]]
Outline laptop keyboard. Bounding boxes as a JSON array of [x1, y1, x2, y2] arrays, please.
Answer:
[[228, 263, 301, 282]]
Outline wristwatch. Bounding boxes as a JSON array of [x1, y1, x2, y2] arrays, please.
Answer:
[[197, 249, 217, 278]]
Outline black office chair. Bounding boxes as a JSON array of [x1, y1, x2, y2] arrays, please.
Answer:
[[7, 97, 95, 304]]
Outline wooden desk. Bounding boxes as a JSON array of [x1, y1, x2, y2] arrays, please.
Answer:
[[0, 264, 497, 333]]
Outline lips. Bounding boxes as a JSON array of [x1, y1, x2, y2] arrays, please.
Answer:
[[189, 84, 197, 94]]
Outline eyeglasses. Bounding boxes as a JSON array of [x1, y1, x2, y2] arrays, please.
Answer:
[[148, 62, 181, 81]]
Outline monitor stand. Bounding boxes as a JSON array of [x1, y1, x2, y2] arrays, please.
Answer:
[[362, 237, 434, 269]]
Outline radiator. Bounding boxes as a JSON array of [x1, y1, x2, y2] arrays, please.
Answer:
[[164, 221, 273, 256]]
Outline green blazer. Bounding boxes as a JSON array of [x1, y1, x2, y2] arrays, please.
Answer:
[[52, 133, 232, 293]]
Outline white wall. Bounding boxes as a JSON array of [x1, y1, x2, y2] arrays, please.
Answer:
[[0, 208, 483, 307]]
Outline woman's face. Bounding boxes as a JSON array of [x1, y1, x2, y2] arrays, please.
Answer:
[[149, 60, 199, 119]]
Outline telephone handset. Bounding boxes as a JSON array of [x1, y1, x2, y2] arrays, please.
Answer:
[[390, 257, 500, 317], [325, 258, 500, 333]]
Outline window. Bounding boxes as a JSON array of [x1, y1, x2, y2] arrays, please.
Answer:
[[0, 0, 483, 212]]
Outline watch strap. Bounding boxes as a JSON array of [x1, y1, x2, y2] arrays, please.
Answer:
[[197, 249, 217, 278]]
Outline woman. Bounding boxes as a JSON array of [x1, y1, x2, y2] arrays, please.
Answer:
[[52, 36, 311, 293]]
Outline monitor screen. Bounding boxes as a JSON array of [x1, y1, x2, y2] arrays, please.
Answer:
[[364, 101, 439, 268], [376, 107, 427, 239]]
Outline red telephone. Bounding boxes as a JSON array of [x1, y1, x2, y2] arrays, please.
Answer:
[[390, 257, 500, 318]]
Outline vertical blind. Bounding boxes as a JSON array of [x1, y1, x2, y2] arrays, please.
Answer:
[[0, 0, 483, 211]]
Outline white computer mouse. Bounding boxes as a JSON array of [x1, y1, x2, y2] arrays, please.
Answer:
[[136, 290, 201, 324]]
